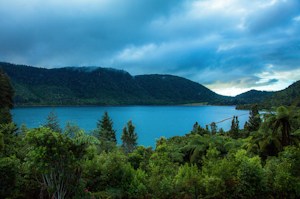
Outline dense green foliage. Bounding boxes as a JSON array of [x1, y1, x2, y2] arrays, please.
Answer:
[[1, 102, 300, 198], [2, 63, 300, 198], [0, 62, 280, 107], [0, 67, 14, 124], [25, 127, 99, 198]]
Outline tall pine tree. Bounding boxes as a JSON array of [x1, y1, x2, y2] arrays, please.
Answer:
[[229, 116, 239, 139], [43, 108, 62, 133], [243, 104, 261, 137], [121, 119, 138, 154], [248, 104, 261, 131], [96, 110, 117, 143], [210, 122, 217, 136]]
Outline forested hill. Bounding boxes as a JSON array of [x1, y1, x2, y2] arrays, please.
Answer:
[[234, 90, 275, 106], [259, 80, 300, 109], [236, 81, 300, 110], [134, 74, 223, 105], [0, 62, 226, 106], [0, 62, 282, 106]]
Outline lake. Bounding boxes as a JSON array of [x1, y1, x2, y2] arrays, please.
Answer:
[[11, 106, 250, 147]]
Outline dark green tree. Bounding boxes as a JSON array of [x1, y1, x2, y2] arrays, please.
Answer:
[[191, 122, 199, 134], [0, 70, 19, 198], [183, 134, 225, 164], [191, 122, 210, 136], [96, 110, 117, 143], [260, 102, 299, 151], [218, 128, 225, 136], [0, 132, 3, 154], [0, 68, 14, 124], [248, 129, 281, 157], [25, 127, 99, 199], [244, 104, 261, 137], [210, 122, 217, 136], [229, 116, 239, 139], [121, 119, 138, 154], [0, 68, 14, 109], [64, 120, 81, 138], [43, 108, 62, 133], [0, 123, 22, 198]]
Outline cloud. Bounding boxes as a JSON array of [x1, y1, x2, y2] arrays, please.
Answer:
[[0, 0, 299, 95]]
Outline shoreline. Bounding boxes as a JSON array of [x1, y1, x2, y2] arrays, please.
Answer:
[[14, 104, 238, 108]]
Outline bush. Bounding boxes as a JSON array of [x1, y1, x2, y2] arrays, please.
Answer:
[[264, 146, 300, 198], [0, 156, 20, 198]]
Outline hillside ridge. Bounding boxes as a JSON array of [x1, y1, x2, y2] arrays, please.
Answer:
[[0, 62, 286, 107]]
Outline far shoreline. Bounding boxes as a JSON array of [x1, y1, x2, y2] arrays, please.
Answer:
[[14, 103, 238, 108]]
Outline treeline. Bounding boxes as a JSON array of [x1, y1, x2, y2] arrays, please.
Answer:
[[0, 62, 277, 107], [2, 66, 300, 198], [0, 62, 222, 106], [236, 81, 300, 110]]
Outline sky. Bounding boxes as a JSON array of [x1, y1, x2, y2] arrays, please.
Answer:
[[0, 0, 299, 96]]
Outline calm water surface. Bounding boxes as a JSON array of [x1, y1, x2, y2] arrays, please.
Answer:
[[11, 106, 249, 147]]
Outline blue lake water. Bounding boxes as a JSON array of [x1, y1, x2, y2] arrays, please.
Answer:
[[11, 106, 249, 147]]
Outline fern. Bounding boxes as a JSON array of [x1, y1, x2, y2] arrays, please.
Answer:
[[72, 130, 100, 145]]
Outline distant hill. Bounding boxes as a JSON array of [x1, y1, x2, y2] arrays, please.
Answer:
[[234, 90, 275, 109], [259, 80, 300, 109], [236, 82, 300, 110], [235, 89, 275, 102], [134, 74, 222, 105], [0, 62, 287, 107], [0, 62, 225, 106]]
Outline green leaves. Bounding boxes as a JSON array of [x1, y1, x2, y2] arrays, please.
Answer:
[[25, 127, 95, 198], [72, 130, 100, 146], [121, 120, 138, 154], [0, 156, 20, 194], [184, 134, 226, 164]]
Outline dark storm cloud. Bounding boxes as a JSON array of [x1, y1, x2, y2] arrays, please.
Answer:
[[0, 0, 185, 64], [0, 0, 299, 95]]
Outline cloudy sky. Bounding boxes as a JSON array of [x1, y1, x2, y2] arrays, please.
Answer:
[[0, 0, 299, 96]]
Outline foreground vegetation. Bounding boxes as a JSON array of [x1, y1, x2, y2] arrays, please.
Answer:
[[1, 67, 300, 199]]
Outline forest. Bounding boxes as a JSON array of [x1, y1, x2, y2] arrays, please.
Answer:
[[0, 62, 282, 108], [1, 67, 300, 199]]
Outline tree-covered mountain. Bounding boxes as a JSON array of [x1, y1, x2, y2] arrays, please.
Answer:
[[234, 89, 275, 107], [134, 74, 223, 105], [1, 62, 226, 106], [1, 62, 148, 105], [236, 81, 300, 110], [259, 80, 300, 109], [0, 62, 285, 107], [235, 89, 275, 103]]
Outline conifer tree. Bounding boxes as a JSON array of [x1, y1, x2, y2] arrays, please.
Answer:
[[43, 108, 62, 133], [121, 119, 138, 154], [229, 116, 239, 139], [248, 104, 261, 132], [210, 122, 217, 135], [96, 110, 117, 143], [192, 122, 199, 133], [218, 128, 225, 136]]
